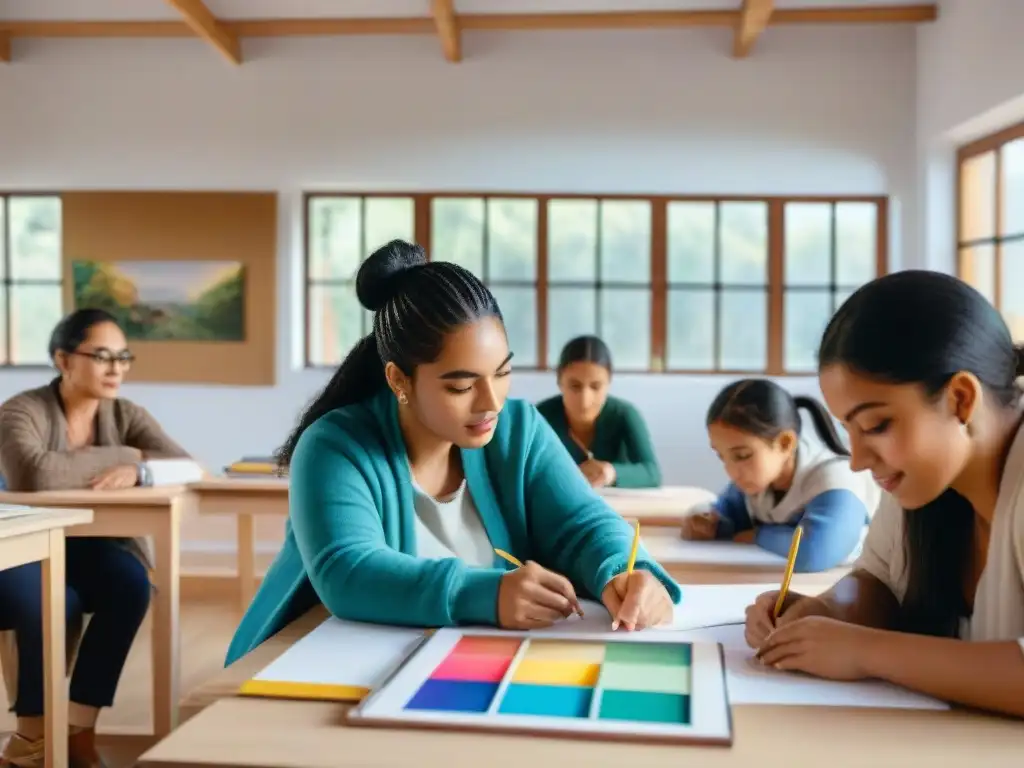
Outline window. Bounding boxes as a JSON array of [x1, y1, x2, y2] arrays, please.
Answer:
[[0, 195, 64, 366], [305, 193, 887, 373], [957, 122, 1024, 340]]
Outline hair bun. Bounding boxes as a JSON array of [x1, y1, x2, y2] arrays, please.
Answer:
[[355, 240, 428, 312]]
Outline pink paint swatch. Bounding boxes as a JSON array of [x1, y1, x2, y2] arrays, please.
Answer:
[[432, 653, 513, 683]]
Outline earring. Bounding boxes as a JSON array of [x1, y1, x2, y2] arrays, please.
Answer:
[[397, 391, 408, 405]]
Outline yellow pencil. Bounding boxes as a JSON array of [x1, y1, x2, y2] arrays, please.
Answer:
[[626, 520, 641, 574], [494, 548, 523, 568], [773, 525, 804, 620]]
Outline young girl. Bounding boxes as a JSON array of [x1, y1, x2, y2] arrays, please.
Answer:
[[746, 271, 1024, 719], [226, 241, 680, 666], [681, 378, 879, 573], [536, 336, 660, 489], [0, 308, 200, 767]]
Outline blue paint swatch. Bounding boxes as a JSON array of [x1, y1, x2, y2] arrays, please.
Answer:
[[498, 683, 593, 718], [405, 679, 498, 713]]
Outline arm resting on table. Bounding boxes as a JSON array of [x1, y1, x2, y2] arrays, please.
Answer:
[[754, 489, 868, 572], [609, 404, 662, 489]]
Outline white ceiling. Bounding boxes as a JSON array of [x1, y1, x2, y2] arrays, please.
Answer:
[[0, 0, 935, 22]]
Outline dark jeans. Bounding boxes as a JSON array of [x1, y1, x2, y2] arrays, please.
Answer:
[[0, 537, 151, 716]]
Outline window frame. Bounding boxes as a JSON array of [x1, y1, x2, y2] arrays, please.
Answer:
[[956, 119, 1024, 314], [0, 191, 65, 369], [303, 191, 888, 375]]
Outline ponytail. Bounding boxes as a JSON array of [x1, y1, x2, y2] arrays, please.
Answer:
[[275, 335, 386, 467], [792, 396, 848, 457]]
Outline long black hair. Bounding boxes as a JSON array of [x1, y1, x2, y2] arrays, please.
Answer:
[[706, 378, 848, 456], [818, 270, 1024, 637], [557, 335, 613, 376], [276, 239, 502, 466], [49, 308, 120, 361]]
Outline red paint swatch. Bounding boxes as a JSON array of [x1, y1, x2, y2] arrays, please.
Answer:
[[451, 636, 523, 657], [432, 653, 513, 683]]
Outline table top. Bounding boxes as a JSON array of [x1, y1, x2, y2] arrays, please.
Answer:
[[0, 486, 190, 507], [152, 604, 1024, 768], [0, 507, 94, 539], [189, 477, 289, 493]]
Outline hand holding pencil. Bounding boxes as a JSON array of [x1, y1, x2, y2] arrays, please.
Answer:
[[601, 522, 674, 631], [494, 551, 585, 630]]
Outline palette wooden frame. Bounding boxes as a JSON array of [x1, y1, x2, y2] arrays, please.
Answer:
[[347, 628, 733, 747]]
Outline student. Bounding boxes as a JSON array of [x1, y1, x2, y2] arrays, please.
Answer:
[[681, 379, 879, 572], [536, 336, 660, 489], [745, 271, 1024, 719], [226, 241, 680, 665], [0, 308, 199, 767]]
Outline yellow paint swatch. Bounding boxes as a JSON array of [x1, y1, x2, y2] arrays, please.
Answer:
[[239, 679, 369, 702], [513, 659, 601, 687], [523, 640, 606, 663]]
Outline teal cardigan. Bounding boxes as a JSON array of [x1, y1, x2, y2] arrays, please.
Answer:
[[225, 389, 682, 666]]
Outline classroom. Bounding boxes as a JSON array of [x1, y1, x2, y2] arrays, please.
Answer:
[[0, 0, 1023, 766]]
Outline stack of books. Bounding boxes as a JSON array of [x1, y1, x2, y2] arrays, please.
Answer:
[[224, 456, 287, 478]]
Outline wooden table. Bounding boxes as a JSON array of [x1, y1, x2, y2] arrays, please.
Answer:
[[0, 488, 193, 738], [145, 605, 1024, 768], [599, 485, 716, 527], [0, 507, 94, 768], [187, 478, 289, 612], [642, 529, 852, 586]]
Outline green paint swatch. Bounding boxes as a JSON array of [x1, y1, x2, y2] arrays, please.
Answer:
[[598, 690, 691, 724], [602, 642, 691, 667], [599, 662, 690, 695]]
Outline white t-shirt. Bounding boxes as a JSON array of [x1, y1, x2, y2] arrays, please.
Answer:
[[854, 423, 1024, 657], [411, 478, 493, 567]]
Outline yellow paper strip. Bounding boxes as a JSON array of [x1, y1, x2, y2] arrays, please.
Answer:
[[238, 679, 369, 702]]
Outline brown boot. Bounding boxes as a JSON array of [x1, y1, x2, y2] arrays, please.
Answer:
[[68, 728, 108, 768], [0, 734, 45, 768]]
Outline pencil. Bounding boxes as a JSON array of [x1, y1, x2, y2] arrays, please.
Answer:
[[494, 548, 523, 568], [772, 525, 804, 620], [493, 548, 585, 618], [626, 520, 641, 574]]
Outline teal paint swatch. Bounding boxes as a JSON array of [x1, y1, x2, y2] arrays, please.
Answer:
[[599, 662, 691, 695], [602, 642, 691, 667], [499, 684, 593, 718], [599, 690, 690, 724]]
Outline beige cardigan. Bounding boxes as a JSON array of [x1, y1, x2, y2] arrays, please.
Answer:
[[0, 379, 191, 701]]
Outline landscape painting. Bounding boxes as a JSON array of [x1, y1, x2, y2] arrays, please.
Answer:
[[73, 260, 245, 341]]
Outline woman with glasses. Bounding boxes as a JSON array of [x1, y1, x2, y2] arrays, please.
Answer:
[[0, 308, 198, 768]]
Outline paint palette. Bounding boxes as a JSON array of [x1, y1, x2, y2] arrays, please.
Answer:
[[348, 629, 732, 745]]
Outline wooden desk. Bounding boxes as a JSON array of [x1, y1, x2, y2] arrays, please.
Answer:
[[149, 605, 1024, 768], [0, 488, 192, 738], [0, 507, 94, 768], [187, 478, 288, 612], [642, 529, 851, 586], [599, 485, 715, 527]]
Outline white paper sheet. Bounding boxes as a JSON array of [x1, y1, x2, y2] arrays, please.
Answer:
[[250, 617, 424, 689], [643, 531, 865, 567], [0, 504, 37, 521]]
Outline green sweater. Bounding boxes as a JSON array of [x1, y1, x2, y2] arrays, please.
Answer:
[[535, 395, 662, 488], [224, 390, 681, 665]]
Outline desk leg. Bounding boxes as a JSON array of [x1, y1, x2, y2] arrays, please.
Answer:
[[237, 514, 255, 614], [42, 531, 67, 768], [150, 513, 181, 738]]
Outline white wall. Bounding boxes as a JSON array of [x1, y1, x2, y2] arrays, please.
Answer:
[[915, 0, 1024, 273], [0, 25, 917, 548]]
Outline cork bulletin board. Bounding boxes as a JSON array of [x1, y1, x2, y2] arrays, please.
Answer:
[[61, 192, 277, 386]]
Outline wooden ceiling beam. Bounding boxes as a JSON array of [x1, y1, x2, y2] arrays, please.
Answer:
[[431, 0, 461, 62], [734, 0, 774, 59], [164, 0, 241, 64], [0, 5, 939, 41]]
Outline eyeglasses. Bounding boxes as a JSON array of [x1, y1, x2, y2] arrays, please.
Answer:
[[71, 350, 136, 370]]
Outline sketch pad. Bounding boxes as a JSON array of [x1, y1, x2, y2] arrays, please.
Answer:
[[347, 628, 733, 746]]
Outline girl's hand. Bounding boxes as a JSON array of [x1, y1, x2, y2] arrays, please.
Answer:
[[601, 570, 673, 631], [732, 529, 756, 544], [681, 511, 719, 540], [744, 590, 832, 649], [89, 464, 140, 490], [498, 561, 583, 629], [580, 459, 616, 488], [755, 616, 878, 681]]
